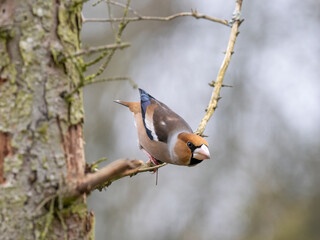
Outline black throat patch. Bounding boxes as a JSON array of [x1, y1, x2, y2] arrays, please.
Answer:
[[189, 158, 203, 166]]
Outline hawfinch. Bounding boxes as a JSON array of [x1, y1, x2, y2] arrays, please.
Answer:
[[114, 89, 210, 166]]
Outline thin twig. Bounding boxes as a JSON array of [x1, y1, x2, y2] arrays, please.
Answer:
[[85, 76, 137, 88], [90, 157, 108, 168], [106, 0, 117, 35], [70, 42, 130, 59], [83, 11, 229, 27], [84, 50, 116, 82], [84, 0, 131, 83], [86, 157, 108, 173], [35, 194, 57, 214], [107, 0, 141, 17], [92, 0, 103, 6], [40, 199, 55, 240], [195, 0, 243, 135], [83, 50, 109, 68], [56, 211, 68, 240], [115, 0, 130, 43]]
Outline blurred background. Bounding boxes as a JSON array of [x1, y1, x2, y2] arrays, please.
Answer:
[[81, 0, 320, 239]]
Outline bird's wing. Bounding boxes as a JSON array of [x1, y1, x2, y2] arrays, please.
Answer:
[[139, 89, 192, 143]]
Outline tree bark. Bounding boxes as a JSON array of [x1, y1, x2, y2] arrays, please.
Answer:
[[0, 0, 93, 239]]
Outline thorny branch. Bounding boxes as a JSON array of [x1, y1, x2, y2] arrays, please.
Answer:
[[196, 0, 243, 135]]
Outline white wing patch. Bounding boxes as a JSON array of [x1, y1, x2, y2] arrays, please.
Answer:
[[145, 115, 159, 141], [132, 113, 137, 128]]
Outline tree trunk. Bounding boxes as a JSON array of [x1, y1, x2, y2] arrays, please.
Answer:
[[0, 0, 94, 239]]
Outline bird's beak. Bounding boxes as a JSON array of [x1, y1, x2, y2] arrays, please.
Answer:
[[193, 144, 210, 160]]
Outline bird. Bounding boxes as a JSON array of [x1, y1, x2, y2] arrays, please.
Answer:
[[114, 88, 210, 167]]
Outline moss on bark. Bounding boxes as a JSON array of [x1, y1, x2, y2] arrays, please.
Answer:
[[0, 0, 93, 239]]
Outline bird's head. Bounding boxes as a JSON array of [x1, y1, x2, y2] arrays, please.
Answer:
[[174, 132, 210, 166]]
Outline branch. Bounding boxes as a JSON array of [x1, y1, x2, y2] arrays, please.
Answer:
[[195, 0, 243, 135], [83, 50, 109, 68], [59, 42, 130, 63], [85, 76, 138, 88], [76, 159, 167, 194], [65, 76, 136, 101], [104, 0, 141, 17], [72, 42, 130, 58], [84, 0, 131, 82], [83, 10, 229, 27]]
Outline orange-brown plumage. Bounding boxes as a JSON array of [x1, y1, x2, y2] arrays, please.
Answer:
[[114, 89, 210, 166]]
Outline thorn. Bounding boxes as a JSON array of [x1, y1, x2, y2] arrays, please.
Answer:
[[209, 80, 233, 88], [222, 51, 234, 55], [191, 8, 198, 14]]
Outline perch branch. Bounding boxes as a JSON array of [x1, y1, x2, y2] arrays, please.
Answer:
[[195, 0, 243, 135], [76, 159, 167, 194], [83, 10, 229, 27]]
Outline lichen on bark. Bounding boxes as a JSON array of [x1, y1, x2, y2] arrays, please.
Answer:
[[0, 0, 93, 239]]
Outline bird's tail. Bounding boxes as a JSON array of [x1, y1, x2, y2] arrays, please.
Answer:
[[113, 100, 140, 113], [113, 100, 130, 108]]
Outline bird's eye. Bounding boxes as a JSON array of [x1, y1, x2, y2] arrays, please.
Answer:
[[187, 142, 193, 148]]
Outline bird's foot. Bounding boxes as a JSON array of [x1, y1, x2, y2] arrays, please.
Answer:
[[146, 157, 161, 166], [141, 148, 162, 173]]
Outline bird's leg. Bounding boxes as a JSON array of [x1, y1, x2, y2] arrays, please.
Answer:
[[140, 148, 162, 176], [141, 148, 161, 166]]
